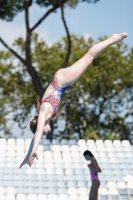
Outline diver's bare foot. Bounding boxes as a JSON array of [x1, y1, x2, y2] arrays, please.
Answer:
[[110, 32, 128, 43]]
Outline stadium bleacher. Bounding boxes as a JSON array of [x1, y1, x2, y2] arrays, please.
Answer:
[[0, 138, 133, 200]]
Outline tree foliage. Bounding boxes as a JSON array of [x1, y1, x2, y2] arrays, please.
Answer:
[[0, 34, 133, 142]]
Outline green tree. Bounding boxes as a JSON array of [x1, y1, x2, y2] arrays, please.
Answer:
[[0, 0, 100, 139], [0, 34, 133, 143]]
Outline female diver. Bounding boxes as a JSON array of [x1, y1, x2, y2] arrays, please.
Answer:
[[84, 150, 101, 200], [19, 32, 128, 168]]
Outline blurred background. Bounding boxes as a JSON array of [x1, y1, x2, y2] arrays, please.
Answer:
[[0, 1, 133, 200], [0, 0, 133, 142]]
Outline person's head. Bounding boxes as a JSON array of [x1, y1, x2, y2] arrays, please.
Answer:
[[83, 150, 95, 161]]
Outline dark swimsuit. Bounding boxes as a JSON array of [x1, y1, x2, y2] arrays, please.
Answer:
[[41, 72, 70, 121]]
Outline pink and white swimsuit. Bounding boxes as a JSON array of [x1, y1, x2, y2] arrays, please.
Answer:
[[41, 72, 70, 120]]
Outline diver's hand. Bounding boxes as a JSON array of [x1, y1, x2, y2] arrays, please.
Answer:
[[29, 150, 38, 165], [19, 156, 31, 169]]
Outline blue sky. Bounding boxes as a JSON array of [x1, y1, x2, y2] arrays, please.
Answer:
[[0, 0, 132, 139], [0, 0, 132, 50]]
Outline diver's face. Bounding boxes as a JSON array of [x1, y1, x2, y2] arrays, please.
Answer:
[[84, 155, 90, 161]]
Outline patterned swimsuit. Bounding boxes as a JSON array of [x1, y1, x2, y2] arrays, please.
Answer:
[[41, 72, 70, 120]]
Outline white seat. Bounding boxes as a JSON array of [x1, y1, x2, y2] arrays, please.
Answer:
[[106, 182, 117, 188], [53, 157, 62, 163], [51, 145, 61, 151], [16, 139, 24, 145], [25, 139, 32, 145], [53, 151, 61, 157], [58, 194, 68, 200], [105, 146, 115, 152], [73, 162, 83, 169], [116, 181, 127, 188], [98, 188, 108, 195], [0, 187, 5, 193], [124, 175, 133, 182], [78, 146, 88, 153], [55, 169, 64, 175], [7, 139, 15, 145], [0, 194, 5, 200], [123, 146, 132, 152], [16, 194, 26, 200], [44, 151, 52, 157], [95, 140, 104, 146], [109, 158, 118, 163], [125, 152, 132, 158], [108, 188, 119, 195], [0, 138, 6, 144], [37, 194, 47, 200], [78, 140, 86, 146], [104, 140, 113, 146], [79, 194, 89, 200], [68, 194, 79, 200], [114, 146, 123, 152], [87, 139, 95, 145], [5, 194, 15, 200], [122, 140, 130, 146], [77, 188, 88, 194], [70, 145, 79, 151], [68, 187, 78, 194], [113, 140, 122, 146], [127, 181, 133, 188], [44, 163, 54, 169], [65, 169, 73, 175], [97, 146, 106, 151], [48, 194, 58, 200], [27, 194, 37, 200], [61, 145, 70, 151], [46, 169, 55, 175], [62, 152, 71, 158]]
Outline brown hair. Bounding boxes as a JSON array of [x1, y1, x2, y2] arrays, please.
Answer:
[[36, 95, 41, 112], [30, 95, 41, 134]]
